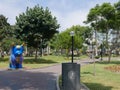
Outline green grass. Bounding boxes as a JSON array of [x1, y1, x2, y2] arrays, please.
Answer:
[[23, 55, 70, 69], [0, 57, 9, 69], [81, 60, 120, 90], [0, 55, 85, 69], [0, 55, 70, 69]]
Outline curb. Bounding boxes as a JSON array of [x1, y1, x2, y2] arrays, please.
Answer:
[[56, 74, 60, 90], [56, 75, 90, 90], [80, 83, 90, 90]]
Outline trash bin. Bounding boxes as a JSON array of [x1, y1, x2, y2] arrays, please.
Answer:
[[62, 63, 80, 90]]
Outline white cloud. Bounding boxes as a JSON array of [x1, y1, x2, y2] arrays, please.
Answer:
[[50, 0, 118, 32], [52, 10, 88, 32], [46, 0, 118, 32], [0, 0, 35, 25], [0, 0, 119, 31], [0, 1, 24, 25], [63, 11, 87, 27]]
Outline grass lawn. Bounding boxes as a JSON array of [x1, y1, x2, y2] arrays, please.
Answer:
[[81, 60, 120, 90], [0, 55, 85, 69], [0, 55, 72, 69], [23, 55, 70, 69]]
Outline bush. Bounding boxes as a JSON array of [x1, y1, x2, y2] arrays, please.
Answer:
[[95, 56, 100, 59]]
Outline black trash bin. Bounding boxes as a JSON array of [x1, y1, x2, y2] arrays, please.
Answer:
[[62, 63, 80, 90]]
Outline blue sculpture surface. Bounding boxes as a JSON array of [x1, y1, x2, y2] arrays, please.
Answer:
[[9, 44, 24, 69]]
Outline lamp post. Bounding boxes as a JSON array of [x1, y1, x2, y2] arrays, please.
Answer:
[[70, 31, 75, 63], [62, 30, 80, 90]]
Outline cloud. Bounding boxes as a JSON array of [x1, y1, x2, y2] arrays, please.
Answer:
[[52, 10, 88, 32], [0, 0, 36, 25], [50, 0, 118, 32], [0, 1, 25, 25], [48, 0, 118, 32], [0, 0, 119, 31]]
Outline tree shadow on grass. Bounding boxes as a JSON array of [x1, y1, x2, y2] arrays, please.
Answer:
[[81, 71, 93, 75], [96, 61, 120, 65], [0, 58, 9, 62], [84, 82, 113, 90], [0, 57, 57, 64], [23, 58, 57, 64]]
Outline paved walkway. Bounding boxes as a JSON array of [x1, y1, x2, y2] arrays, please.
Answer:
[[0, 58, 101, 90]]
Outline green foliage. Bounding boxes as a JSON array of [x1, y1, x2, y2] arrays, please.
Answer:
[[85, 2, 119, 61], [1, 38, 22, 52], [15, 5, 60, 49], [50, 25, 91, 53], [0, 14, 10, 41], [59, 31, 71, 49], [114, 1, 120, 30], [86, 3, 115, 32], [0, 15, 18, 52], [87, 4, 100, 22], [0, 15, 10, 28], [94, 56, 100, 59], [100, 3, 115, 19]]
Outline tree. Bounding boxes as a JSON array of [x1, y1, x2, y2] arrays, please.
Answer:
[[15, 5, 60, 59], [99, 3, 115, 62], [0, 24, 22, 55], [0, 14, 10, 41], [0, 14, 12, 56], [1, 38, 22, 54], [85, 4, 101, 57], [85, 3, 115, 62], [50, 25, 91, 56], [113, 1, 120, 56]]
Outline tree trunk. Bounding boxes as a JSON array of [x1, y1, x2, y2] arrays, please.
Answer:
[[25, 45, 28, 56], [106, 30, 111, 62], [95, 29, 98, 56], [108, 47, 112, 63], [47, 45, 50, 55], [35, 48, 38, 60], [105, 27, 110, 62], [106, 30, 109, 49], [115, 30, 119, 55], [60, 48, 62, 55]]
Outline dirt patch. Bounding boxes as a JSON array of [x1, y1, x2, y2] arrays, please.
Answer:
[[104, 65, 120, 73]]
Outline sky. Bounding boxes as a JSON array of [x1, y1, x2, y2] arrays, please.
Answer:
[[0, 0, 119, 32]]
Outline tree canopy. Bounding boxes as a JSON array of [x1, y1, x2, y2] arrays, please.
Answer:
[[15, 5, 60, 49], [0, 15, 10, 41], [50, 25, 92, 54]]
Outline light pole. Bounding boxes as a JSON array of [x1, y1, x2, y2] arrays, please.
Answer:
[[62, 30, 80, 90], [70, 31, 75, 63]]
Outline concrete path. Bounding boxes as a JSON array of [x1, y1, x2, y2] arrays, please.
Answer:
[[0, 65, 61, 90], [0, 58, 98, 90]]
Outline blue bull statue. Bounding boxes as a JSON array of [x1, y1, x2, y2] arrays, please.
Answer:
[[9, 44, 24, 69]]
